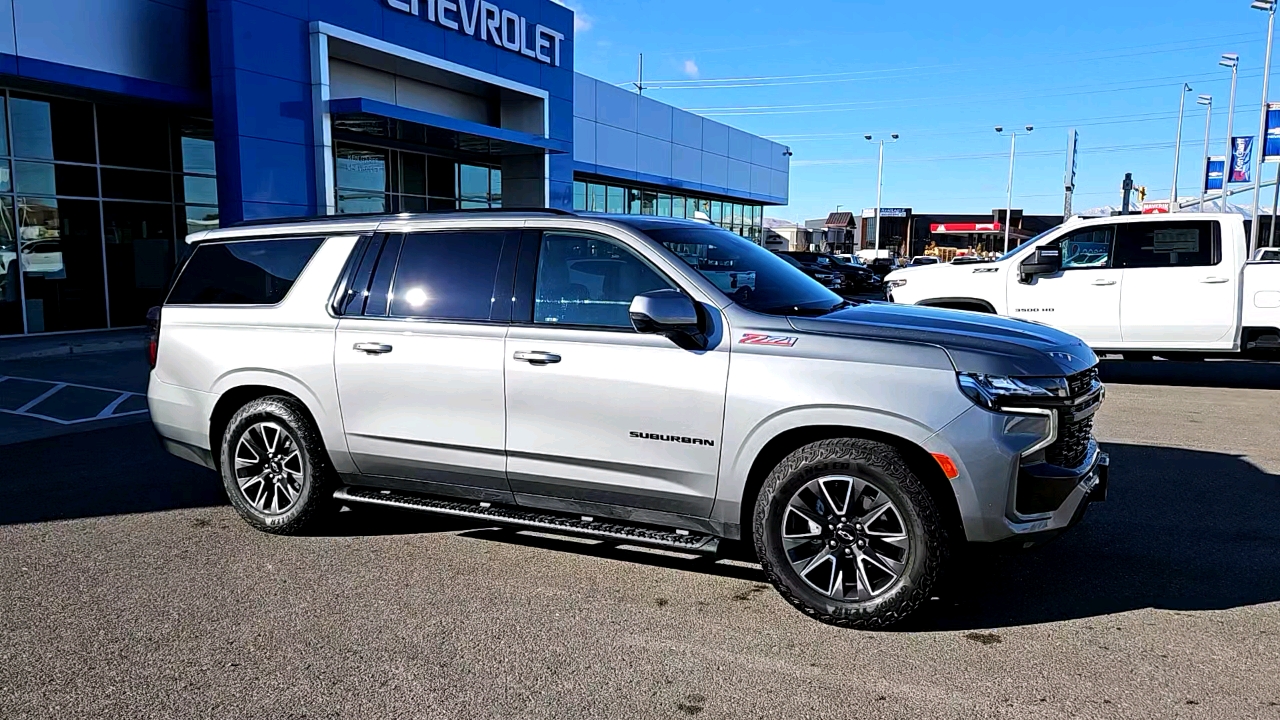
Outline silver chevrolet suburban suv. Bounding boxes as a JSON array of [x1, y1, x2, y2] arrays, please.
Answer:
[[148, 210, 1108, 628]]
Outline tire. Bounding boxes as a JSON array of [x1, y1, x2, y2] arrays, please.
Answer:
[[752, 438, 947, 629], [219, 395, 336, 535]]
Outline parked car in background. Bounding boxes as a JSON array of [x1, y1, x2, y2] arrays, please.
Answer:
[[776, 253, 842, 290], [866, 257, 900, 278], [777, 251, 882, 294]]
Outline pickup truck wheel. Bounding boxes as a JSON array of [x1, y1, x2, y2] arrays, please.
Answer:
[[219, 396, 336, 535], [753, 438, 946, 629]]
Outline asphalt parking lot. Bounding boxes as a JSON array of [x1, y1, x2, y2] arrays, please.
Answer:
[[1, 354, 1278, 719]]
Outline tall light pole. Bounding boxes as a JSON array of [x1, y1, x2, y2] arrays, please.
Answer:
[[864, 133, 899, 255], [996, 125, 1033, 253], [1251, 0, 1277, 254], [1221, 53, 1240, 211], [1170, 83, 1193, 212], [1198, 95, 1213, 211]]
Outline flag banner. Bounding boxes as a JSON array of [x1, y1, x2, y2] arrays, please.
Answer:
[[1231, 136, 1254, 183], [1206, 156, 1225, 191], [1266, 102, 1280, 162]]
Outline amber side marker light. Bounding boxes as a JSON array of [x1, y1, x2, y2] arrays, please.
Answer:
[[931, 453, 960, 480]]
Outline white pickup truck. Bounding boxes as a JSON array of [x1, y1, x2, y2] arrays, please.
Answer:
[[884, 213, 1280, 358]]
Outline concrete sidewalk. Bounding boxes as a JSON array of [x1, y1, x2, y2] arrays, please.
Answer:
[[0, 328, 149, 362]]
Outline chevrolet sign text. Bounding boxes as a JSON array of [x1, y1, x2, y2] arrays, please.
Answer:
[[384, 0, 566, 67]]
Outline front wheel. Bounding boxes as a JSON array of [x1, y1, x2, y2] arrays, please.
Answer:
[[219, 395, 336, 535], [753, 438, 947, 629]]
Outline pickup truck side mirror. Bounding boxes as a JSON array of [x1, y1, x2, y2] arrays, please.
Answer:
[[1019, 245, 1062, 283], [629, 289, 706, 348]]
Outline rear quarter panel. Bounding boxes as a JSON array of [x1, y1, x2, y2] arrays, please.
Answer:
[[152, 235, 357, 471]]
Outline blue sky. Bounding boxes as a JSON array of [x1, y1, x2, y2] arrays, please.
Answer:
[[565, 0, 1280, 223]]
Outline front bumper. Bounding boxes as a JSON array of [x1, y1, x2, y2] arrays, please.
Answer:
[[925, 404, 1109, 544]]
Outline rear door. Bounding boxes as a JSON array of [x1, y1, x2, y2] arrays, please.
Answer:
[[1005, 225, 1123, 345], [333, 229, 519, 500], [1116, 219, 1236, 346], [503, 229, 730, 518]]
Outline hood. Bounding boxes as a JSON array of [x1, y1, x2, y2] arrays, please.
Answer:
[[789, 302, 1096, 377]]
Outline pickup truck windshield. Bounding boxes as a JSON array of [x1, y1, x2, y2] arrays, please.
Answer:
[[997, 227, 1059, 261], [643, 226, 845, 316]]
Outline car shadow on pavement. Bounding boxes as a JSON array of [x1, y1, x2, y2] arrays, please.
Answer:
[[907, 441, 1280, 631], [1099, 358, 1280, 390]]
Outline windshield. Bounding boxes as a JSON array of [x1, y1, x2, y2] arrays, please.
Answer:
[[997, 227, 1059, 261], [832, 255, 863, 267], [643, 226, 845, 316]]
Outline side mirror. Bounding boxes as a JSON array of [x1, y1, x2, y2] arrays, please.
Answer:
[[629, 290, 706, 348], [629, 289, 698, 331], [1019, 245, 1061, 283]]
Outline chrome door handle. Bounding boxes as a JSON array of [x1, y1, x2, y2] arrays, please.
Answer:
[[1200, 277, 1229, 284], [353, 342, 393, 355], [513, 350, 561, 365], [1091, 279, 1117, 286]]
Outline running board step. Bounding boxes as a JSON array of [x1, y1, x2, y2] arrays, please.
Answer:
[[334, 486, 720, 553]]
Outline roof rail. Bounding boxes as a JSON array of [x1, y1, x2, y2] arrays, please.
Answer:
[[228, 207, 577, 228]]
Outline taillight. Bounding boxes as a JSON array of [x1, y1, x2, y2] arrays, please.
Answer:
[[146, 306, 161, 369]]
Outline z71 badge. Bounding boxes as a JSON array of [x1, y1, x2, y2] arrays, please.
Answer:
[[739, 333, 798, 347]]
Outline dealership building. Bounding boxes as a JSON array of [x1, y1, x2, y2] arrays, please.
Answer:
[[0, 0, 791, 336]]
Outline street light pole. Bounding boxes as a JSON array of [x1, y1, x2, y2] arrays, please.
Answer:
[[1251, 0, 1277, 254], [1198, 95, 1213, 211], [864, 133, 899, 255], [996, 125, 1033, 253], [1171, 83, 1193, 213], [1221, 53, 1240, 210]]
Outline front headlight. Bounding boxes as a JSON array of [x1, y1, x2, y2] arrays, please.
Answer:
[[957, 372, 1064, 411], [886, 278, 908, 289]]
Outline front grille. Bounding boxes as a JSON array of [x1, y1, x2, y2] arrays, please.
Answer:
[[1045, 414, 1094, 468], [1043, 367, 1101, 469], [1066, 367, 1099, 397]]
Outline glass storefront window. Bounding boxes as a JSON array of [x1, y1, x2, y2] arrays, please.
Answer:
[[181, 175, 218, 206], [0, 197, 19, 335], [628, 188, 641, 214], [672, 196, 685, 219], [179, 119, 216, 176], [588, 183, 606, 212], [606, 186, 624, 214], [400, 152, 427, 197], [573, 181, 587, 211], [459, 164, 489, 203], [657, 194, 671, 217], [97, 104, 169, 170], [103, 202, 174, 327], [336, 145, 387, 193], [641, 191, 657, 215], [9, 95, 95, 163], [14, 162, 98, 198], [710, 201, 722, 225], [490, 168, 502, 207], [17, 197, 106, 332]]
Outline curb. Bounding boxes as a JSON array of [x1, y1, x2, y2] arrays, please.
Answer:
[[0, 333, 150, 363]]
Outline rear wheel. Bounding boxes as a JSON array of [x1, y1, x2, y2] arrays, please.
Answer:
[[220, 396, 336, 535], [753, 438, 947, 629]]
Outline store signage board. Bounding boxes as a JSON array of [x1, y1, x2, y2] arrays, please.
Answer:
[[384, 0, 566, 66]]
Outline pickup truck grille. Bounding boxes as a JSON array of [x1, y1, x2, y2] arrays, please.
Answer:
[[1044, 367, 1102, 469]]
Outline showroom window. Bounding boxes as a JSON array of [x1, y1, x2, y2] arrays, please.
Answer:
[[571, 179, 765, 244], [334, 141, 501, 215], [0, 89, 217, 336]]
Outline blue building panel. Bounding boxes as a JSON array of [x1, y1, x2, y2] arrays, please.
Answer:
[[0, 0, 785, 231]]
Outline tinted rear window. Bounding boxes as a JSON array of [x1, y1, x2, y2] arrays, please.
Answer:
[[167, 237, 324, 305]]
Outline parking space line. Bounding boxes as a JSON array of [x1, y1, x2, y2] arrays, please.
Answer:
[[14, 382, 68, 413], [0, 375, 148, 426]]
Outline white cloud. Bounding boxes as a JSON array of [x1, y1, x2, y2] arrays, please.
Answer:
[[552, 0, 592, 32], [683, 59, 700, 78]]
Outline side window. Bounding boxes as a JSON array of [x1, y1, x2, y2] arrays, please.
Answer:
[[166, 237, 323, 305], [1114, 220, 1219, 268], [533, 232, 675, 328], [1057, 227, 1115, 270], [388, 231, 511, 321]]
